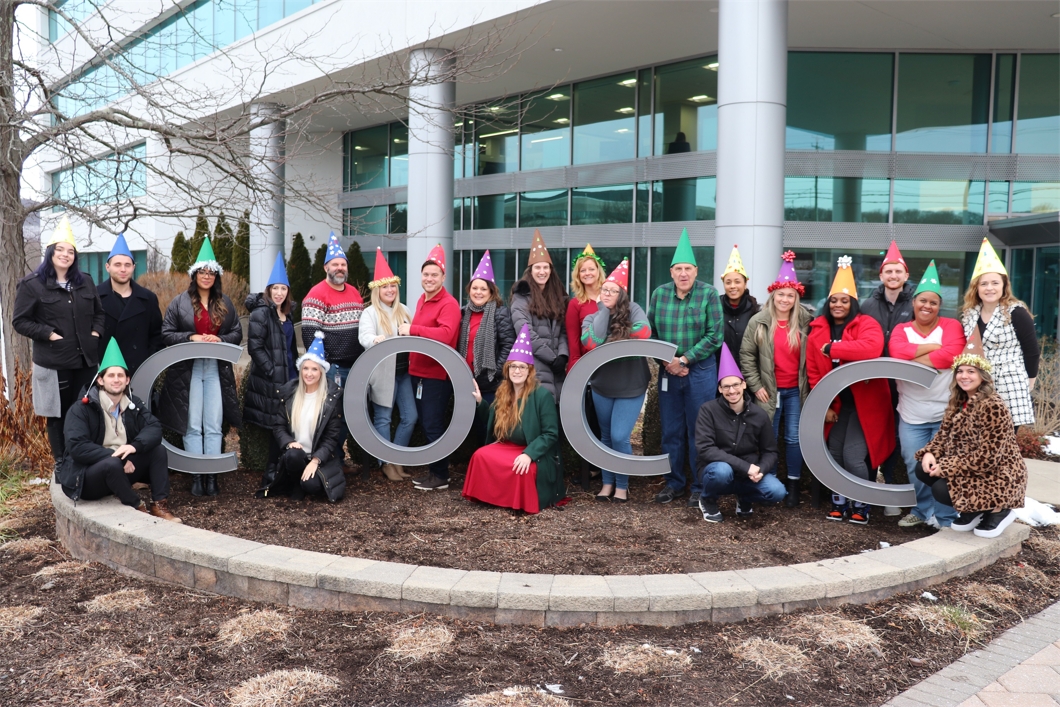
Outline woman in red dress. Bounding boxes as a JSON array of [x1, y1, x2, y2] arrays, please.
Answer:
[[462, 324, 566, 514]]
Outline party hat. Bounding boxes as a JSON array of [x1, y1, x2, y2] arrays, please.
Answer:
[[46, 214, 77, 249], [296, 331, 331, 373], [470, 250, 495, 284], [605, 259, 630, 292], [913, 260, 942, 299], [670, 227, 697, 267], [107, 233, 134, 262], [767, 250, 805, 296], [97, 338, 129, 373], [721, 245, 748, 280], [572, 243, 606, 275], [828, 255, 858, 299], [188, 237, 223, 275], [527, 229, 552, 266], [880, 240, 907, 272], [717, 343, 744, 382], [369, 248, 400, 289], [507, 324, 535, 366], [970, 238, 1007, 280], [952, 327, 992, 373], [266, 251, 289, 288], [324, 232, 346, 264], [424, 243, 446, 273]]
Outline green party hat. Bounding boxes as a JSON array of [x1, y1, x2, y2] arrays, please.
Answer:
[[670, 227, 697, 267], [98, 338, 128, 373], [188, 236, 223, 276], [913, 259, 943, 299]]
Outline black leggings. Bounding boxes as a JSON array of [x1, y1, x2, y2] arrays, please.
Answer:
[[913, 462, 953, 507], [278, 448, 326, 498], [80, 446, 171, 507], [47, 366, 98, 462]]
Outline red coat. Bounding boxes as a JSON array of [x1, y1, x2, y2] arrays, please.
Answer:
[[806, 313, 895, 469], [565, 297, 599, 372]]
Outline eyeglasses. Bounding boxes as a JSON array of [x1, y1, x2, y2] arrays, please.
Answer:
[[508, 364, 529, 371], [600, 288, 622, 296], [719, 383, 743, 392]]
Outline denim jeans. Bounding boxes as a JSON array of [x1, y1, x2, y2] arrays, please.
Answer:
[[183, 358, 223, 455], [658, 357, 717, 493], [772, 386, 803, 480], [701, 461, 787, 505], [328, 364, 351, 463], [899, 418, 956, 526], [371, 373, 419, 465], [591, 391, 646, 491], [413, 376, 453, 481]]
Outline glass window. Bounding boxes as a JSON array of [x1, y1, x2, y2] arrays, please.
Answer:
[[637, 69, 653, 158], [571, 184, 633, 225], [1016, 54, 1060, 154], [345, 125, 388, 191], [475, 104, 518, 175], [1033, 246, 1058, 339], [453, 199, 463, 231], [390, 123, 408, 186], [388, 203, 407, 234], [385, 250, 407, 302], [633, 247, 648, 310], [787, 52, 893, 151], [473, 194, 516, 229], [896, 54, 991, 153], [458, 249, 518, 303], [653, 56, 718, 154], [573, 73, 636, 164], [987, 181, 1010, 213], [784, 177, 890, 222], [259, 1, 282, 28], [893, 180, 985, 225], [648, 246, 714, 294], [1011, 182, 1060, 213], [636, 182, 653, 223], [991, 54, 1016, 153], [453, 118, 465, 180], [521, 89, 570, 171], [591, 246, 633, 287], [652, 177, 716, 221], [286, 0, 314, 15], [519, 190, 568, 227], [1009, 249, 1034, 306], [343, 206, 387, 236]]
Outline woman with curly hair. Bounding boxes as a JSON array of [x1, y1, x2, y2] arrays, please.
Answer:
[[510, 230, 569, 402]]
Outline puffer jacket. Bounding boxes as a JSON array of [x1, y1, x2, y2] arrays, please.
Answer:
[[739, 306, 813, 420], [269, 378, 346, 502], [13, 272, 105, 370], [59, 384, 162, 501], [860, 281, 915, 356], [694, 392, 779, 481], [720, 291, 760, 365], [509, 279, 568, 401], [243, 293, 295, 429], [156, 291, 243, 435], [459, 302, 517, 395]]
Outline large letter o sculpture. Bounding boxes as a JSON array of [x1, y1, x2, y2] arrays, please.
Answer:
[[559, 339, 677, 476], [344, 336, 477, 465], [130, 341, 244, 474], [799, 358, 936, 507]]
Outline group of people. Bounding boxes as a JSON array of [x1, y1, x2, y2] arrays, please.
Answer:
[[14, 215, 1032, 538]]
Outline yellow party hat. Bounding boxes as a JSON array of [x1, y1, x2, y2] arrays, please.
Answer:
[[828, 255, 858, 299], [970, 238, 1007, 280], [720, 245, 748, 280], [46, 214, 77, 249]]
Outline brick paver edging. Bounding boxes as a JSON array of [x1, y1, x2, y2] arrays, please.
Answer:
[[51, 483, 1031, 627], [885, 601, 1060, 707]]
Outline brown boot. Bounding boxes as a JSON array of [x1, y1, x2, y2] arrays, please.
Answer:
[[381, 463, 404, 482], [135, 501, 149, 514], [394, 464, 411, 479], [148, 499, 183, 524]]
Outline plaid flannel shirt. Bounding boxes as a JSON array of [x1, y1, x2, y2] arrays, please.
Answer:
[[647, 280, 723, 364]]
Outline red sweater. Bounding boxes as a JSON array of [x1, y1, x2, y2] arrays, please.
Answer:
[[565, 297, 599, 372], [409, 288, 461, 380]]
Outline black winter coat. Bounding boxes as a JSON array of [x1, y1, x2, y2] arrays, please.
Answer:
[[13, 273, 105, 370], [695, 393, 778, 481], [720, 292, 760, 364], [59, 384, 163, 501], [243, 293, 295, 429], [271, 379, 346, 502], [96, 279, 163, 375], [156, 292, 243, 435], [859, 281, 916, 356], [460, 302, 517, 395]]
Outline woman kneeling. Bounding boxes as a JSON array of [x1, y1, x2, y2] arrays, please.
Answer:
[[462, 324, 566, 514], [914, 333, 1027, 538], [269, 333, 346, 502]]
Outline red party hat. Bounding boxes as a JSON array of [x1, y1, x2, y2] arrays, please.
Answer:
[[605, 258, 630, 291], [424, 243, 446, 273], [880, 240, 907, 272], [369, 247, 400, 289]]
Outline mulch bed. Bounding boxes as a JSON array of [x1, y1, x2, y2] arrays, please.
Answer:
[[2, 486, 1059, 707]]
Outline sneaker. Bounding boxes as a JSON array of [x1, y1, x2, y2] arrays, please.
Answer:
[[883, 506, 902, 517], [898, 513, 927, 528], [415, 475, 449, 491], [411, 473, 431, 486], [827, 503, 848, 521], [951, 511, 985, 532], [848, 505, 870, 525], [687, 492, 701, 508], [655, 486, 681, 504], [699, 497, 722, 523], [735, 500, 753, 519], [972, 509, 1015, 538], [925, 515, 941, 529]]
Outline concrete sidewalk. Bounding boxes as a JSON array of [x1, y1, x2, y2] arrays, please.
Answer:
[[1026, 458, 1060, 507]]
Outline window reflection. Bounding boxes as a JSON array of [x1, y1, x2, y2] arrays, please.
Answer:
[[1015, 54, 1060, 155], [654, 57, 718, 154], [571, 184, 633, 224], [991, 55, 1016, 153], [390, 123, 409, 187], [893, 180, 985, 225], [473, 194, 516, 229], [1011, 182, 1060, 213], [573, 74, 637, 164], [343, 206, 388, 236], [653, 177, 716, 221], [476, 104, 519, 175], [896, 54, 991, 153], [521, 89, 571, 170], [784, 177, 889, 222], [520, 190, 568, 227], [345, 125, 389, 191]]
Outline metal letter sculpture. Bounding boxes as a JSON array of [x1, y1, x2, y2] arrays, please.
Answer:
[[799, 358, 937, 507], [130, 342, 244, 474], [344, 336, 477, 465], [559, 339, 677, 476]]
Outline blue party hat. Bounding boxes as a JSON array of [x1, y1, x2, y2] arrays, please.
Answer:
[[107, 233, 134, 262], [266, 251, 289, 288], [296, 331, 330, 373], [324, 232, 346, 264]]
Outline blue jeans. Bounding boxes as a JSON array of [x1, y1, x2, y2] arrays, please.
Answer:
[[183, 358, 223, 455], [371, 373, 418, 465], [701, 461, 787, 505], [658, 358, 717, 494], [899, 418, 956, 527], [771, 387, 803, 480], [413, 376, 453, 481], [592, 391, 647, 491], [328, 365, 351, 462]]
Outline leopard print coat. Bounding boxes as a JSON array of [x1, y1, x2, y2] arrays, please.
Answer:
[[915, 392, 1027, 512]]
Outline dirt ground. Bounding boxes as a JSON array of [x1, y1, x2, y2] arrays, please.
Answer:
[[3, 482, 1060, 707]]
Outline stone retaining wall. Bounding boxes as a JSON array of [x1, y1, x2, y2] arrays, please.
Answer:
[[52, 483, 1030, 627]]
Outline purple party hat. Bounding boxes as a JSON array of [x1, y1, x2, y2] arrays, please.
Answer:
[[470, 250, 495, 284], [507, 323, 536, 366], [717, 342, 744, 382]]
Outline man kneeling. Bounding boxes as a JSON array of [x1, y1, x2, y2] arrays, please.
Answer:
[[59, 340, 180, 522], [695, 344, 785, 522]]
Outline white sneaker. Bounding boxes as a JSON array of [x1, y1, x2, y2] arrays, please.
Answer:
[[925, 516, 940, 529], [884, 506, 902, 517], [898, 513, 926, 528]]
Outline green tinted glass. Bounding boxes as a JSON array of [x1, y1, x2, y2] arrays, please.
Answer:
[[991, 55, 1016, 153], [473, 194, 516, 229], [893, 180, 985, 224], [343, 206, 387, 236], [987, 181, 1010, 213], [652, 177, 716, 221], [784, 177, 889, 222], [345, 125, 388, 191], [521, 89, 571, 170], [1016, 54, 1060, 154], [896, 54, 990, 153], [1033, 246, 1058, 339], [1011, 182, 1060, 213], [476, 104, 518, 175], [571, 184, 633, 224], [654, 56, 718, 154], [390, 123, 408, 186], [573, 74, 636, 164], [520, 190, 568, 227]]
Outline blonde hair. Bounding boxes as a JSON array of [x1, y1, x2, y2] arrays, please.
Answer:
[[961, 273, 1029, 324], [758, 290, 803, 353], [369, 286, 411, 338], [291, 363, 327, 439], [491, 362, 539, 441], [570, 256, 604, 303]]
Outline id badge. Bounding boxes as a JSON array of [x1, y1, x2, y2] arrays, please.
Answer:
[[334, 372, 343, 388], [416, 380, 423, 399], [661, 376, 669, 393]]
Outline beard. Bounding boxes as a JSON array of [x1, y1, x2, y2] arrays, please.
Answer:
[[327, 271, 347, 286]]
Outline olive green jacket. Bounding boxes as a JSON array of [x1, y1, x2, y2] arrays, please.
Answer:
[[739, 307, 813, 421]]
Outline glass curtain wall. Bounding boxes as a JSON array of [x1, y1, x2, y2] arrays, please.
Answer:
[[571, 184, 633, 224], [784, 177, 889, 222], [892, 180, 985, 224], [991, 54, 1017, 153], [896, 54, 991, 153], [1011, 182, 1060, 213], [476, 104, 519, 175], [521, 89, 571, 170], [653, 56, 719, 154], [344, 125, 389, 191], [573, 74, 637, 164], [520, 190, 568, 227], [1016, 54, 1060, 154]]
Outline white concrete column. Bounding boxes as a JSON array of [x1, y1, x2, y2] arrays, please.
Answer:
[[406, 48, 455, 307], [714, 0, 787, 302], [249, 102, 285, 293]]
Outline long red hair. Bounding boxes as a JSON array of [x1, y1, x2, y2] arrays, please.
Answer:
[[492, 362, 539, 441]]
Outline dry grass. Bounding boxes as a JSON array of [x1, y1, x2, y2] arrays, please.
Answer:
[[34, 561, 92, 579], [217, 610, 291, 647], [1030, 338, 1059, 437], [0, 605, 43, 638], [958, 582, 1020, 616], [385, 624, 455, 662], [139, 271, 249, 318], [0, 536, 52, 556], [79, 588, 153, 614], [731, 638, 809, 678], [1026, 533, 1060, 563], [459, 686, 571, 707], [903, 603, 988, 646], [1006, 562, 1055, 593], [600, 642, 692, 676], [228, 668, 339, 707], [788, 613, 882, 654], [0, 363, 52, 476]]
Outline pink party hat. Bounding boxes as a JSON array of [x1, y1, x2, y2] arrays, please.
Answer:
[[470, 250, 495, 284], [507, 323, 535, 366], [767, 250, 805, 297], [605, 258, 629, 291], [717, 343, 743, 382]]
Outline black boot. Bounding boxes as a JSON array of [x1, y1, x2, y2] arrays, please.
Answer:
[[191, 475, 204, 497], [784, 478, 801, 508], [53, 456, 64, 483], [204, 474, 219, 496]]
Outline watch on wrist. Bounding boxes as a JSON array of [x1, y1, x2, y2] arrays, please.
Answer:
[[679, 358, 688, 368]]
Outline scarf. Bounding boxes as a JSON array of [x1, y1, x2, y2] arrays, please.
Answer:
[[459, 300, 498, 382]]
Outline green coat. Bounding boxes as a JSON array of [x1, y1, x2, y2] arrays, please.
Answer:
[[739, 307, 813, 420], [484, 386, 566, 508]]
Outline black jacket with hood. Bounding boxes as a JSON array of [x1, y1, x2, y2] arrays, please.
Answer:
[[243, 293, 295, 429], [859, 280, 916, 356], [694, 391, 778, 481]]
